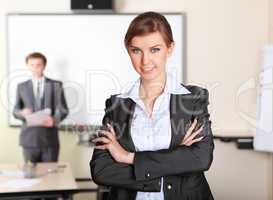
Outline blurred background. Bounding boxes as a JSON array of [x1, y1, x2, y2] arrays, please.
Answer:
[[0, 0, 272, 199]]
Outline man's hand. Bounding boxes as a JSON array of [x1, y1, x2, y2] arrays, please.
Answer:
[[20, 108, 32, 117], [42, 116, 54, 127]]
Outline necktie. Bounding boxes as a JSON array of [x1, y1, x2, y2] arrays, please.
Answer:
[[36, 81, 42, 110]]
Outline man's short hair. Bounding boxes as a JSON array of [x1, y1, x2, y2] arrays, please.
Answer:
[[25, 52, 47, 66]]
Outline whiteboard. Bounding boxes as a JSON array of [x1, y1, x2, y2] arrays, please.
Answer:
[[7, 14, 186, 126]]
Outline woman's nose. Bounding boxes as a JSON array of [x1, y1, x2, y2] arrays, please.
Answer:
[[142, 52, 150, 65]]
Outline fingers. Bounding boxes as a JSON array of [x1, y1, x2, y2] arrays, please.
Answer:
[[184, 118, 198, 139], [181, 117, 205, 146], [183, 125, 204, 145], [94, 145, 107, 150], [92, 136, 111, 145], [99, 130, 115, 141], [92, 136, 111, 150], [183, 136, 204, 146], [21, 108, 32, 117], [92, 124, 117, 149], [43, 116, 54, 126], [107, 123, 116, 137], [25, 108, 32, 113], [98, 124, 117, 141]]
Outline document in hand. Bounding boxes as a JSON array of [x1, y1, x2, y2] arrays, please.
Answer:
[[25, 108, 51, 127]]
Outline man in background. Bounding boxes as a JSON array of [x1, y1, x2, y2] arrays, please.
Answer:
[[13, 52, 69, 163]]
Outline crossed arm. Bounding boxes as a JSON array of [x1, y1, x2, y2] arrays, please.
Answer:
[[90, 89, 214, 191]]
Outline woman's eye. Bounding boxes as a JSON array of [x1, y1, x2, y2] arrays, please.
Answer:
[[151, 48, 160, 53], [131, 49, 141, 54]]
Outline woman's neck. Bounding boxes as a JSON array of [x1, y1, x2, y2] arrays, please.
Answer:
[[139, 72, 167, 100]]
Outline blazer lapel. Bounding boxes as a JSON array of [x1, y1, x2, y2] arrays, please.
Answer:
[[25, 80, 35, 111], [115, 98, 136, 152], [170, 94, 195, 149], [44, 78, 53, 113]]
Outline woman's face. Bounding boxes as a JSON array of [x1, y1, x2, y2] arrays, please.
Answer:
[[127, 31, 174, 82]]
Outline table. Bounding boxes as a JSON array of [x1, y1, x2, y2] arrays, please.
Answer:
[[0, 162, 78, 200]]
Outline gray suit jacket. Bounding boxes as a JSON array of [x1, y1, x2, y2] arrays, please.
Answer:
[[13, 77, 69, 148]]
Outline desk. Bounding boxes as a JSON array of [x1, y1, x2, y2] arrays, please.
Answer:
[[0, 162, 78, 200]]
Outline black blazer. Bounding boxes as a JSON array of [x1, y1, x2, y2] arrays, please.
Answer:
[[90, 85, 214, 200], [13, 77, 69, 148]]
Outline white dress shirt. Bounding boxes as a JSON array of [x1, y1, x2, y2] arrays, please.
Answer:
[[117, 72, 191, 200], [32, 76, 45, 99]]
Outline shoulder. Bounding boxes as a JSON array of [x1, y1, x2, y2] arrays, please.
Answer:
[[104, 94, 134, 110], [182, 84, 208, 96], [105, 94, 127, 104], [17, 79, 30, 88], [178, 84, 209, 106], [46, 78, 63, 86]]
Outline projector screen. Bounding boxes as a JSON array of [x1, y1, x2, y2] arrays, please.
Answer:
[[7, 13, 186, 127]]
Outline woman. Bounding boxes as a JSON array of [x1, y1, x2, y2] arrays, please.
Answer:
[[90, 11, 214, 200]]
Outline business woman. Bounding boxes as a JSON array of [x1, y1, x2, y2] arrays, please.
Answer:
[[90, 11, 214, 200]]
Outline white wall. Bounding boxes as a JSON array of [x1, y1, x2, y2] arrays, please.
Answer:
[[0, 0, 272, 199], [208, 140, 272, 200], [115, 0, 269, 136]]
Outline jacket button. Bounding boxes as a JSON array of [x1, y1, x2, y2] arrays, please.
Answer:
[[146, 173, 150, 178], [167, 184, 172, 190]]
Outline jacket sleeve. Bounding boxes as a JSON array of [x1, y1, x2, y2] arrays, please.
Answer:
[[90, 97, 161, 192], [133, 88, 214, 181], [52, 82, 69, 125], [13, 85, 25, 121]]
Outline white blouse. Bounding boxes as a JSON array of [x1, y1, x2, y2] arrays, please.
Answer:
[[117, 73, 190, 200]]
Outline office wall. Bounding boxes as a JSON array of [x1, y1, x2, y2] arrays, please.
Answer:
[[116, 0, 269, 136], [0, 0, 272, 199], [269, 1, 273, 199], [270, 0, 273, 44]]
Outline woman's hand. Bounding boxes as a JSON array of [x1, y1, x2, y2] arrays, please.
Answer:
[[181, 118, 204, 146], [92, 124, 135, 164]]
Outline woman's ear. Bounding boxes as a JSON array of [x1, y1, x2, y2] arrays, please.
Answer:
[[167, 42, 175, 57]]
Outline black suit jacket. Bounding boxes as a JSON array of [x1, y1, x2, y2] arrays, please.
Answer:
[[90, 85, 214, 200], [13, 77, 69, 148]]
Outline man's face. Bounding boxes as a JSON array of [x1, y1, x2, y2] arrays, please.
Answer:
[[26, 58, 45, 78]]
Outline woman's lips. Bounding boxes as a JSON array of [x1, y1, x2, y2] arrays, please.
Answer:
[[142, 67, 155, 73]]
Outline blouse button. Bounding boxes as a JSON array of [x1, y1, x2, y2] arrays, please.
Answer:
[[167, 184, 172, 190]]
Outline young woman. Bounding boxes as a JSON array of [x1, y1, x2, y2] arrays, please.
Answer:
[[90, 12, 214, 200]]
